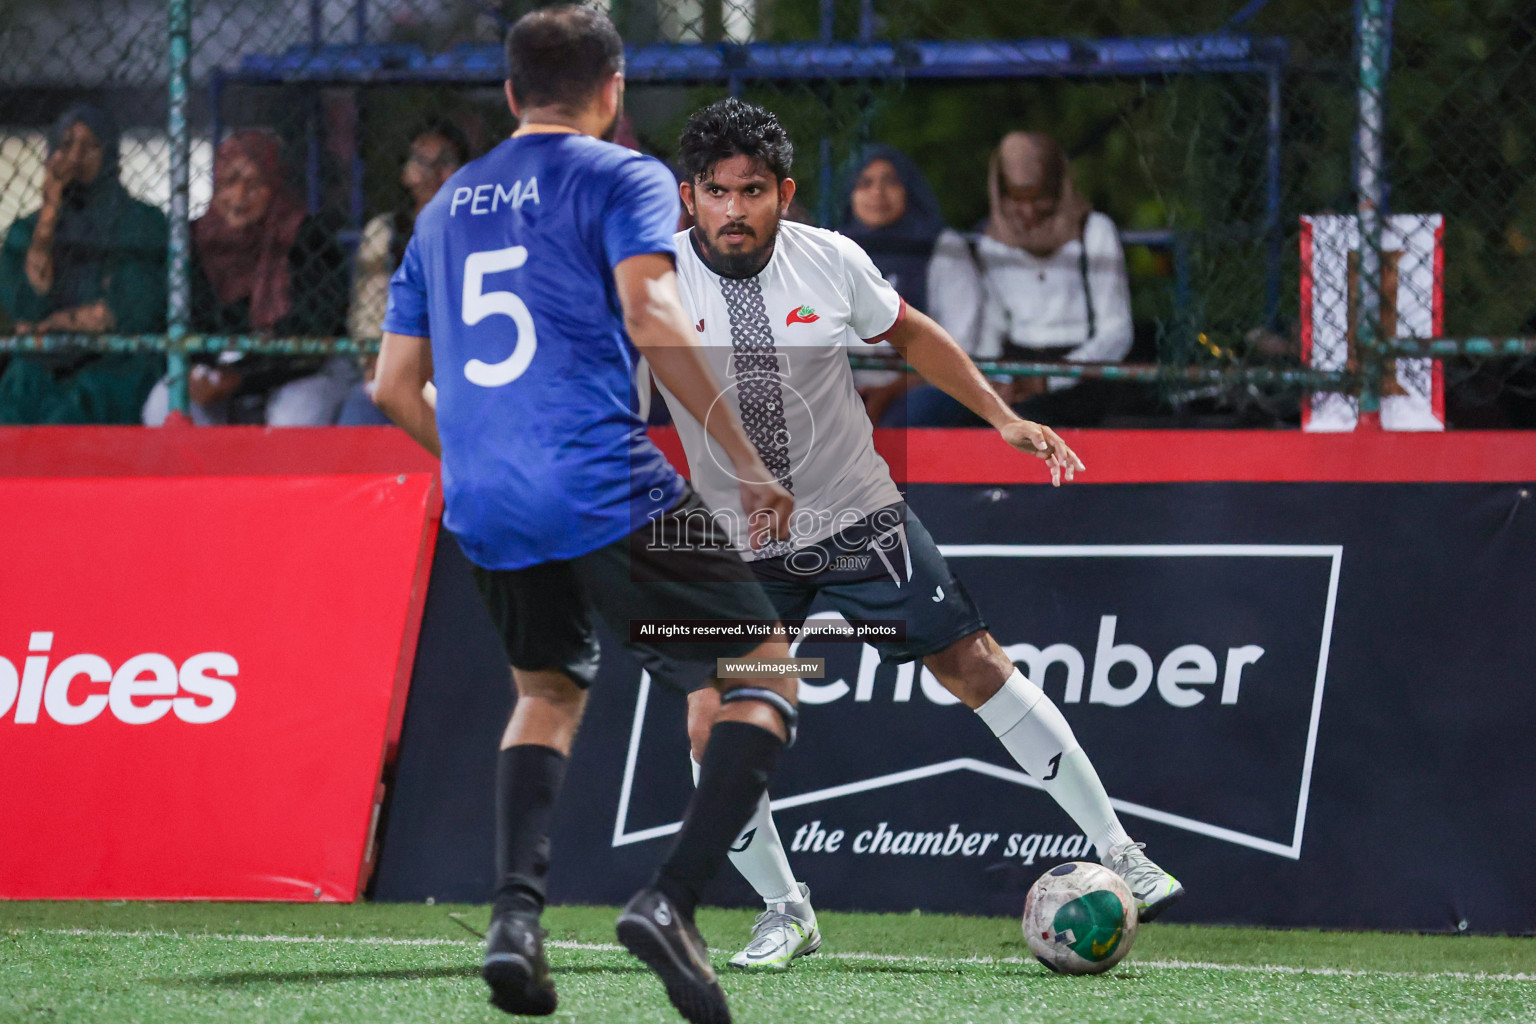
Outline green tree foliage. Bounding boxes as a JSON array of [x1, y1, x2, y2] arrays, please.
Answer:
[[1388, 0, 1536, 333], [728, 0, 1365, 353]]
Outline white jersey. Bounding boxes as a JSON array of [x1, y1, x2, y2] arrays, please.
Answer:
[[659, 220, 906, 559]]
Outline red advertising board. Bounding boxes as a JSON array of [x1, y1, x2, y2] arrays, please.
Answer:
[[650, 427, 1536, 484], [0, 427, 439, 901]]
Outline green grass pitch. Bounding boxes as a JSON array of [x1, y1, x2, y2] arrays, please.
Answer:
[[2, 901, 1532, 1023]]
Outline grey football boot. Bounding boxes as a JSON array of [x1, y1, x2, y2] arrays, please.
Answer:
[[728, 883, 822, 971], [1102, 840, 1185, 922]]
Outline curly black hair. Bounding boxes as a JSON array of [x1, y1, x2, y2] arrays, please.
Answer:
[[677, 99, 794, 184]]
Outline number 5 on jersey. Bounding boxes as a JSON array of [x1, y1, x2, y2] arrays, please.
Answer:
[[462, 246, 538, 387]]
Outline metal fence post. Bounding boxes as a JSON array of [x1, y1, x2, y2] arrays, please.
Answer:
[[166, 0, 192, 417], [1355, 0, 1392, 416], [1263, 62, 1282, 330], [817, 0, 837, 227]]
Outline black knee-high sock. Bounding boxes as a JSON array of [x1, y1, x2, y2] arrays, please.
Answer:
[[494, 744, 567, 918], [653, 720, 784, 918]]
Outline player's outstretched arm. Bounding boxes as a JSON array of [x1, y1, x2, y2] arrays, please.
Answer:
[[614, 252, 793, 543], [884, 307, 1086, 486], [374, 331, 441, 459]]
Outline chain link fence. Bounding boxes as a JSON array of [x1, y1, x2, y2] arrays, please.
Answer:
[[1382, 0, 1536, 426], [2, 0, 1534, 425]]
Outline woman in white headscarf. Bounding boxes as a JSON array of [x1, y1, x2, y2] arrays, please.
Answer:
[[926, 132, 1133, 426], [973, 131, 1132, 367]]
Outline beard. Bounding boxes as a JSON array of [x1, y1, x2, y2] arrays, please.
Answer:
[[694, 216, 780, 279]]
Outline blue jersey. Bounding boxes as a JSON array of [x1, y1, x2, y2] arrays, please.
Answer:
[[385, 133, 686, 570]]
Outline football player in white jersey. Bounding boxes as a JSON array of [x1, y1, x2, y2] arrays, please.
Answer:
[[650, 99, 1183, 971]]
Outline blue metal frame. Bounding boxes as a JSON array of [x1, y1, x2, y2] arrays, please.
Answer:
[[1121, 228, 1192, 326], [208, 28, 1288, 359], [217, 33, 1288, 299], [227, 35, 1287, 85], [108, 0, 1488, 402]]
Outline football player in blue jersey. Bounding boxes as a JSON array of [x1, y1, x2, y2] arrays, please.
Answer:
[[374, 8, 799, 1023]]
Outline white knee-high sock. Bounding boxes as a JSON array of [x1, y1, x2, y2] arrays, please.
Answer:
[[975, 669, 1132, 859], [691, 757, 802, 904]]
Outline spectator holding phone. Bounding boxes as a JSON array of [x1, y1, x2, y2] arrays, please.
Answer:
[[0, 104, 166, 422]]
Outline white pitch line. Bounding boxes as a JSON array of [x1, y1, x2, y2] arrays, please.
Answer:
[[30, 929, 1536, 984], [1131, 957, 1536, 984], [39, 928, 477, 948], [802, 949, 1536, 984]]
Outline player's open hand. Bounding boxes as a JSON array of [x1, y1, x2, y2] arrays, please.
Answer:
[[741, 477, 795, 549], [1001, 419, 1085, 487]]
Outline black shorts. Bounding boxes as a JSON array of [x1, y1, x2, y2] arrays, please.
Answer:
[[746, 503, 985, 676], [470, 488, 779, 692]]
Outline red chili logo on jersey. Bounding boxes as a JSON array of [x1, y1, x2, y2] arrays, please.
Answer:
[[695, 319, 705, 333], [786, 305, 819, 326]]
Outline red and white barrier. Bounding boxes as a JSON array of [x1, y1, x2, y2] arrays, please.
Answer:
[[0, 428, 439, 901], [1301, 213, 1445, 432]]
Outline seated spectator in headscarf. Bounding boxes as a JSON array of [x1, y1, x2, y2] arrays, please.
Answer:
[[337, 119, 470, 425], [141, 129, 354, 426], [965, 131, 1133, 426], [0, 104, 167, 423], [841, 145, 988, 427]]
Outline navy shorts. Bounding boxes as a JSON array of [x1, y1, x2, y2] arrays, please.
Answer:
[[652, 503, 986, 692], [470, 488, 779, 692]]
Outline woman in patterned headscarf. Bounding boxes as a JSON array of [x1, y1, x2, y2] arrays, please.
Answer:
[[192, 129, 312, 335], [0, 104, 167, 422], [141, 128, 353, 425]]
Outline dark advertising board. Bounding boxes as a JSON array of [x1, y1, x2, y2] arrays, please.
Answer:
[[375, 435, 1536, 935]]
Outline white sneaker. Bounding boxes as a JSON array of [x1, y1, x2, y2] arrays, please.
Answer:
[[1102, 840, 1184, 922], [727, 883, 821, 971]]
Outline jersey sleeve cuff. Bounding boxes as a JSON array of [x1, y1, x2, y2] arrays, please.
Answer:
[[381, 316, 430, 338], [608, 245, 678, 272], [861, 297, 908, 344]]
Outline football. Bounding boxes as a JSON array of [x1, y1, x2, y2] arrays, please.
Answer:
[[1023, 861, 1139, 974]]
